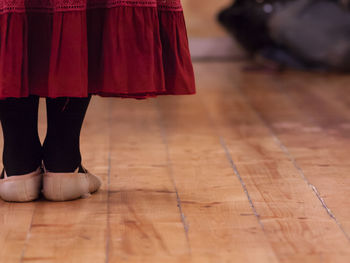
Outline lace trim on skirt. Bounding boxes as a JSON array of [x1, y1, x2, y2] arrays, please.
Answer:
[[0, 0, 183, 13]]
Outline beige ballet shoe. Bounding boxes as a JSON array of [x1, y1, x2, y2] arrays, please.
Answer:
[[0, 167, 43, 202], [42, 165, 102, 201]]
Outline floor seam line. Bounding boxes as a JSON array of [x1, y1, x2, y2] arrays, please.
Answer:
[[105, 99, 112, 263], [155, 99, 192, 255], [219, 137, 265, 229], [197, 94, 265, 229], [237, 85, 350, 243]]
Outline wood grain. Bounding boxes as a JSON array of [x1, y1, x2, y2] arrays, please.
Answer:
[[238, 71, 350, 237], [107, 99, 191, 262], [194, 62, 350, 263], [156, 95, 278, 263]]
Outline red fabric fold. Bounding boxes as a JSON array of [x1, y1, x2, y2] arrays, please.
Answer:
[[0, 3, 196, 99]]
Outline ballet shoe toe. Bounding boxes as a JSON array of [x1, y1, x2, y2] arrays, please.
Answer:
[[0, 167, 43, 202], [42, 165, 102, 201]]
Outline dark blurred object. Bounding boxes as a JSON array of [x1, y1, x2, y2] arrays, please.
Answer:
[[218, 0, 350, 71], [341, 0, 350, 8], [218, 0, 292, 54]]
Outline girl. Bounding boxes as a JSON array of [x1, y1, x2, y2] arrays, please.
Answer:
[[0, 0, 195, 202]]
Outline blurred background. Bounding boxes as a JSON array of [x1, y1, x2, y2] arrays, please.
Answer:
[[184, 0, 350, 71], [183, 0, 231, 38], [183, 0, 241, 61]]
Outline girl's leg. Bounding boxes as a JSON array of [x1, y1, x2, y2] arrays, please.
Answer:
[[0, 95, 42, 176], [43, 96, 92, 172]]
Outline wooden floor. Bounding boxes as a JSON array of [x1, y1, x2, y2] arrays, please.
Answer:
[[1, 62, 350, 262], [2, 1, 350, 262]]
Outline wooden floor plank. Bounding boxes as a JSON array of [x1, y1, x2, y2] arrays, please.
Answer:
[[107, 99, 191, 262], [195, 62, 350, 263], [0, 202, 36, 263], [238, 72, 350, 237], [156, 94, 279, 261], [20, 97, 109, 263]]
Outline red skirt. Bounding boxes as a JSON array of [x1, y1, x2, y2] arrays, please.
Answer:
[[0, 0, 196, 99]]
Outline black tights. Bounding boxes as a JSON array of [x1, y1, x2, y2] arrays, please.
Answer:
[[0, 95, 91, 176]]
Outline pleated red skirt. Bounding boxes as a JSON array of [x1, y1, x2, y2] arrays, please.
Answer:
[[0, 0, 196, 99]]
